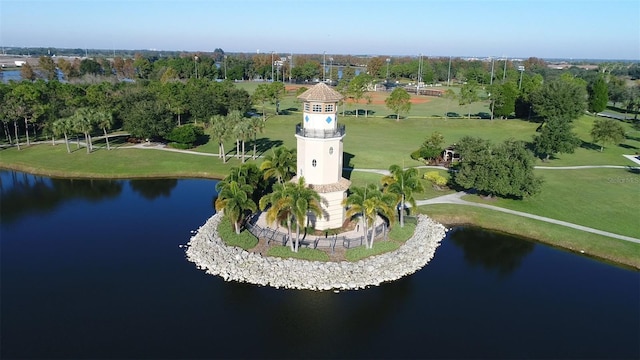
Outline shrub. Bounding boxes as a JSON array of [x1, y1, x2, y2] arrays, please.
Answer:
[[165, 124, 204, 147], [424, 171, 448, 190]]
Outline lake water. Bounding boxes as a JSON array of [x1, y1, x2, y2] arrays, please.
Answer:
[[1, 170, 638, 359]]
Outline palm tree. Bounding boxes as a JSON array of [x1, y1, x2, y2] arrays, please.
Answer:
[[288, 177, 323, 252], [226, 163, 265, 203], [259, 182, 295, 251], [215, 180, 257, 235], [381, 165, 424, 227], [249, 116, 265, 160], [95, 111, 114, 150], [53, 117, 73, 153], [233, 118, 251, 163], [227, 110, 244, 161], [73, 108, 96, 154], [260, 146, 296, 184], [344, 184, 395, 248], [210, 114, 229, 163]]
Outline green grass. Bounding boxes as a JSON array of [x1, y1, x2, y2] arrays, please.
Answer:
[[266, 245, 330, 261], [463, 168, 639, 238], [421, 204, 640, 269], [217, 216, 259, 250], [388, 220, 417, 242], [345, 240, 400, 262]]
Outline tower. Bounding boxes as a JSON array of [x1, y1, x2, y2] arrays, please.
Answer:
[[295, 82, 351, 230]]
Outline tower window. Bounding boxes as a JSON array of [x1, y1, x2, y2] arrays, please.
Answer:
[[312, 104, 322, 112], [312, 159, 317, 167], [325, 104, 334, 112], [304, 103, 310, 111], [329, 147, 334, 155]]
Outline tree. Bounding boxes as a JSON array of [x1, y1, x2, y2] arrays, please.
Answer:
[[385, 87, 411, 121], [5, 82, 45, 147], [95, 110, 114, 150], [411, 131, 445, 163], [348, 73, 373, 117], [590, 118, 626, 152], [249, 116, 265, 160], [38, 56, 57, 80], [253, 83, 271, 119], [73, 108, 96, 154], [343, 183, 395, 249], [531, 76, 587, 122], [530, 76, 587, 160], [288, 177, 323, 252], [215, 180, 257, 235], [381, 165, 424, 227], [210, 114, 229, 163], [122, 99, 174, 140], [459, 81, 479, 118], [53, 117, 74, 153], [587, 76, 609, 115], [260, 146, 296, 185], [259, 182, 295, 251], [229, 110, 250, 162], [489, 82, 518, 119], [20, 62, 36, 81], [453, 137, 542, 198], [607, 76, 627, 108], [532, 118, 581, 161]]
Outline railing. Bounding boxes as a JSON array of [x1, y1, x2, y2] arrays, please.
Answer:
[[295, 123, 346, 139], [245, 214, 388, 253]]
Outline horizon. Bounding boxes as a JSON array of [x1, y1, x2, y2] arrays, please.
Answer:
[[1, 0, 639, 61]]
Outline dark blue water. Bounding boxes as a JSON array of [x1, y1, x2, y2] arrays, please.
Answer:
[[1, 170, 638, 359]]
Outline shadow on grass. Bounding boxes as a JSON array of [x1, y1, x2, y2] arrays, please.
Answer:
[[342, 152, 356, 179], [620, 143, 639, 150], [580, 140, 601, 151]]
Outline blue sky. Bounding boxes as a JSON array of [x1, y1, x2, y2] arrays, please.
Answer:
[[1, 0, 639, 60]]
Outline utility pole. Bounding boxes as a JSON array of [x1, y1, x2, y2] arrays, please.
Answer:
[[447, 56, 452, 86], [323, 51, 326, 82]]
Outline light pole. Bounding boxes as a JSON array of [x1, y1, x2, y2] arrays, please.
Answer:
[[447, 56, 452, 86], [490, 57, 495, 85], [323, 51, 326, 82], [194, 55, 198, 79], [386, 58, 390, 82], [224, 55, 227, 79], [503, 56, 507, 81], [329, 57, 333, 82], [518, 65, 525, 89], [271, 51, 274, 81]]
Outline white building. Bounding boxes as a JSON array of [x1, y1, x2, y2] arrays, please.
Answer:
[[295, 82, 351, 230]]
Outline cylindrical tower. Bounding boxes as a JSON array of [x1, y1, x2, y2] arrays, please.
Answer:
[[295, 82, 351, 230]]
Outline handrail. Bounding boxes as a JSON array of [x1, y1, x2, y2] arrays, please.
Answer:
[[295, 123, 346, 139]]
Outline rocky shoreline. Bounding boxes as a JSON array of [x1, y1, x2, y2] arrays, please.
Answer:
[[184, 213, 447, 291]]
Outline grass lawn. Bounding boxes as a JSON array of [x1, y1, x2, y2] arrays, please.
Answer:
[[421, 204, 640, 269], [462, 168, 639, 238]]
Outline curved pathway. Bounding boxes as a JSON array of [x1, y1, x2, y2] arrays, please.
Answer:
[[415, 192, 640, 244]]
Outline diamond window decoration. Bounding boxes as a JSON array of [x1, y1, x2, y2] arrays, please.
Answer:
[[305, 115, 309, 122], [326, 116, 332, 124]]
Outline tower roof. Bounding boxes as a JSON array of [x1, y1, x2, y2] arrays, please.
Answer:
[[297, 82, 344, 102]]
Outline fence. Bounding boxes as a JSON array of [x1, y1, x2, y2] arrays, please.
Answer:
[[245, 215, 389, 253]]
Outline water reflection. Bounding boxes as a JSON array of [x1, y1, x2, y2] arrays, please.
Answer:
[[0, 171, 123, 224], [449, 227, 535, 276], [129, 179, 178, 200]]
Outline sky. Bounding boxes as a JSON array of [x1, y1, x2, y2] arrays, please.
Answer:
[[1, 0, 639, 60]]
